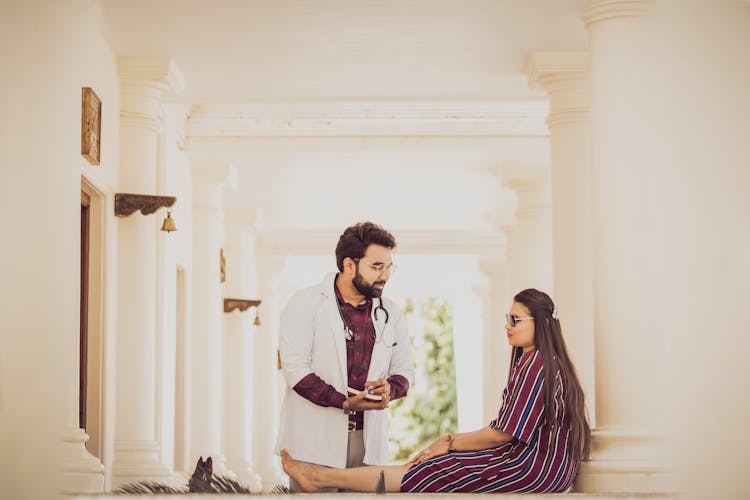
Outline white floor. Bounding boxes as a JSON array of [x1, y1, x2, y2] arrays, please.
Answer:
[[71, 493, 680, 499]]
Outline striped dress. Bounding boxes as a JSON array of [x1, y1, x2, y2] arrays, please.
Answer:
[[400, 349, 578, 493]]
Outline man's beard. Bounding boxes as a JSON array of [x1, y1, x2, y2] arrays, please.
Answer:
[[352, 266, 385, 299]]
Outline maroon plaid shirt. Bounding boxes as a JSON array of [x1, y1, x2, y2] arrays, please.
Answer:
[[293, 279, 409, 429]]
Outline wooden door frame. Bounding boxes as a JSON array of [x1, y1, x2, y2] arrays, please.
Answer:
[[80, 190, 90, 431]]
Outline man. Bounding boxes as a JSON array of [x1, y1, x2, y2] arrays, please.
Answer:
[[274, 222, 415, 492]]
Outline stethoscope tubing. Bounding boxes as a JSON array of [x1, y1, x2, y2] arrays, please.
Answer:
[[336, 294, 391, 344]]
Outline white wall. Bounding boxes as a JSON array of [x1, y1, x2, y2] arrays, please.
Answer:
[[0, 0, 120, 497]]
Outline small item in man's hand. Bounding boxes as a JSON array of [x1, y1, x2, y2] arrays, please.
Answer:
[[347, 386, 383, 401]]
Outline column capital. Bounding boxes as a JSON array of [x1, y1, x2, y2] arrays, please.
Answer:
[[526, 51, 589, 90], [225, 211, 263, 249], [582, 0, 650, 27], [526, 52, 590, 127], [118, 57, 186, 95], [502, 165, 551, 217], [192, 163, 239, 209], [193, 163, 239, 189], [118, 57, 185, 128], [478, 256, 506, 281]]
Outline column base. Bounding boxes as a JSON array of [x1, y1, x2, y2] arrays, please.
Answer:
[[207, 452, 233, 477], [112, 440, 171, 489], [225, 458, 262, 492], [59, 428, 105, 494], [574, 427, 677, 493], [257, 462, 286, 493]]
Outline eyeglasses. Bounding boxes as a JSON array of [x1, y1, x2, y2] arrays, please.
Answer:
[[354, 258, 397, 276], [505, 313, 534, 327]]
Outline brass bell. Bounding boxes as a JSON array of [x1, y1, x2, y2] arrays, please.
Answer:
[[253, 310, 262, 326], [161, 210, 177, 232]]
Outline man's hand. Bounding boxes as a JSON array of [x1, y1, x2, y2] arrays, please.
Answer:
[[346, 383, 390, 411], [364, 377, 391, 401]]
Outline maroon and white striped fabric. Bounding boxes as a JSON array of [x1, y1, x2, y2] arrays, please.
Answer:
[[400, 350, 578, 493]]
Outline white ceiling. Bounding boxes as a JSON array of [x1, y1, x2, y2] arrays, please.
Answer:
[[100, 0, 588, 101], [99, 0, 589, 239]]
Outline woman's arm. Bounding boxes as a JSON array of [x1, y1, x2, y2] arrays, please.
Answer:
[[408, 426, 513, 466], [451, 426, 513, 451]]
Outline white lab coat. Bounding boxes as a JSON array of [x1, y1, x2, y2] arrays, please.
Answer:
[[274, 272, 414, 468]]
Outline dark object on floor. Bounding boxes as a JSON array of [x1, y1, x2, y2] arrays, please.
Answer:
[[113, 456, 278, 494]]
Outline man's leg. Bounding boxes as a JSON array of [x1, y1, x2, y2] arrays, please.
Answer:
[[287, 430, 366, 493], [289, 466, 338, 493], [346, 430, 366, 468], [339, 430, 366, 491]]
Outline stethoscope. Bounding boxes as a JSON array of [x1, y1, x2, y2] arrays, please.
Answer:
[[336, 295, 391, 344]]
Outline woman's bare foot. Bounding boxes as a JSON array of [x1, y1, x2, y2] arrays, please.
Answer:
[[280, 449, 321, 493]]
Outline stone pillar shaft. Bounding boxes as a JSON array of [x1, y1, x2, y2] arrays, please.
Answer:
[[477, 259, 512, 425], [526, 51, 596, 425], [112, 57, 183, 487], [190, 176, 231, 475], [581, 2, 750, 497], [222, 222, 262, 491], [503, 171, 553, 295], [253, 257, 286, 491]]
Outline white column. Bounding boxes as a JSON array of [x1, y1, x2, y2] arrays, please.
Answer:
[[451, 280, 485, 432], [503, 167, 553, 294], [253, 256, 286, 491], [112, 57, 183, 487], [477, 257, 513, 426], [578, 0, 750, 494], [526, 52, 596, 425], [189, 164, 237, 475], [222, 219, 262, 491], [576, 2, 674, 492]]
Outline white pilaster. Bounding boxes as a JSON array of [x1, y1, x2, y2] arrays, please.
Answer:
[[112, 57, 183, 487], [253, 256, 287, 491], [476, 258, 513, 426], [526, 51, 596, 426], [502, 166, 553, 295], [189, 164, 238, 476], [222, 217, 262, 492]]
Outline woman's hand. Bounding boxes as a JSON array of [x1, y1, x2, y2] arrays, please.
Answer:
[[407, 435, 450, 467]]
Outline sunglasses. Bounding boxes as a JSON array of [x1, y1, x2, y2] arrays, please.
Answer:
[[505, 313, 534, 327]]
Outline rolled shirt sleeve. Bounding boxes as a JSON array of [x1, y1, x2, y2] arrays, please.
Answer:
[[489, 350, 545, 445], [387, 374, 409, 401], [293, 373, 347, 409]]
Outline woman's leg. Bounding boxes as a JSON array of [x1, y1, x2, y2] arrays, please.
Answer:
[[281, 449, 409, 493]]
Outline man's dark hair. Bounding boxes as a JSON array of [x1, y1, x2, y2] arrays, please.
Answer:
[[335, 222, 396, 271]]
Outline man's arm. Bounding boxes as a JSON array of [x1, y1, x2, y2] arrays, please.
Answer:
[[278, 292, 347, 408]]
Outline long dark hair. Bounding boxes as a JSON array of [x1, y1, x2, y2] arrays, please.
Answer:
[[509, 289, 590, 461]]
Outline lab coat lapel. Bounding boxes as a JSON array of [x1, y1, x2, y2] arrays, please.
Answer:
[[321, 273, 349, 384], [368, 303, 389, 378]]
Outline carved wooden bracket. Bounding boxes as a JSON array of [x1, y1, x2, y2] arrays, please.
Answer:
[[115, 193, 177, 217], [224, 298, 262, 313]]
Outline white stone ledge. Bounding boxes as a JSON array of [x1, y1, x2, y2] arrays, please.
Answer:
[[71, 492, 679, 499]]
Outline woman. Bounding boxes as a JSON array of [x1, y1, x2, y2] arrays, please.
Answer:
[[281, 288, 590, 493]]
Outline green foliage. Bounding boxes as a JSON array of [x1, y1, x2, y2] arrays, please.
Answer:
[[388, 297, 458, 462]]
